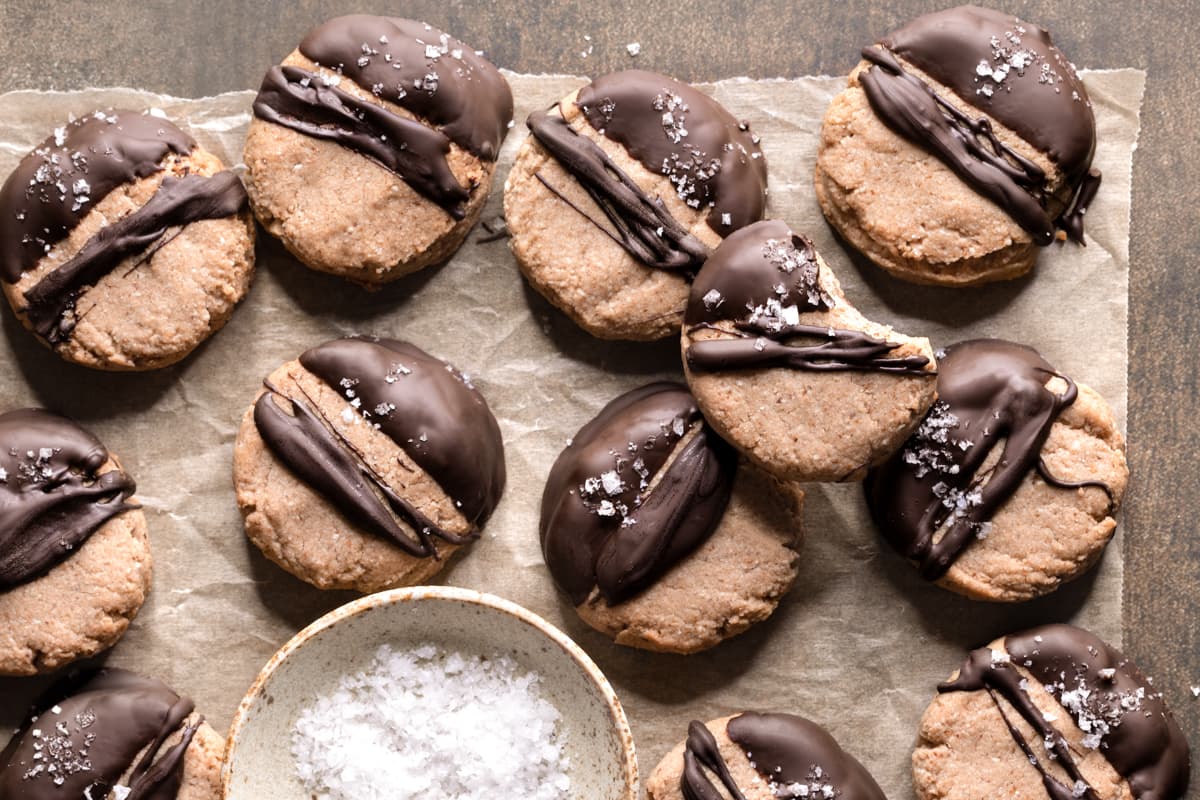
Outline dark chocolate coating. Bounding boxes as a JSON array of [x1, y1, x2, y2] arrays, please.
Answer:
[[865, 338, 1114, 580], [859, 6, 1099, 244], [681, 712, 888, 800], [940, 624, 1190, 800], [252, 65, 472, 219], [19, 171, 248, 345], [0, 668, 199, 800], [298, 15, 512, 161], [0, 110, 196, 282], [540, 382, 735, 606], [525, 69, 765, 273], [0, 409, 138, 589], [684, 220, 931, 375], [253, 338, 505, 558]]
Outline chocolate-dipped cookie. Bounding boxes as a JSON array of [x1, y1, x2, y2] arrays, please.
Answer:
[[815, 6, 1100, 286], [647, 712, 887, 800], [0, 110, 254, 370], [540, 382, 802, 654], [915, 624, 1189, 800], [866, 339, 1126, 601], [0, 409, 150, 675], [0, 668, 225, 799], [233, 337, 506, 593], [244, 15, 513, 287], [681, 219, 936, 483], [506, 69, 768, 340]]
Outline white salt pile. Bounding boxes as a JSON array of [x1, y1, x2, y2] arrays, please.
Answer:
[[291, 643, 571, 800]]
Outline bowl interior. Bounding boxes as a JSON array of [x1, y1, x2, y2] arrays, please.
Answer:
[[224, 588, 637, 799]]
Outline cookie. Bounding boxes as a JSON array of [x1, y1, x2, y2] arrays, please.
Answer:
[[681, 219, 936, 483], [647, 712, 886, 800], [244, 15, 513, 287], [815, 6, 1100, 286], [0, 109, 254, 370], [233, 337, 506, 593], [0, 668, 224, 799], [915, 624, 1190, 800], [865, 339, 1127, 601], [540, 382, 802, 654], [506, 69, 767, 340], [0, 409, 150, 675]]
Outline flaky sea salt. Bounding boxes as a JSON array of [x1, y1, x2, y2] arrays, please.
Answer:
[[291, 644, 570, 800]]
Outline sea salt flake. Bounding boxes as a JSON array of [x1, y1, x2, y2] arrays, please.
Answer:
[[626, 42, 641, 56]]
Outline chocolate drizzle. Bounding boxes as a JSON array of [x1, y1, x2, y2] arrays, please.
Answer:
[[0, 668, 200, 800], [865, 339, 1115, 580], [526, 69, 766, 273], [540, 382, 735, 606], [859, 7, 1099, 244], [681, 713, 888, 800], [0, 409, 138, 589], [254, 338, 505, 557], [0, 111, 196, 282], [685, 220, 932, 375], [19, 171, 247, 345], [253, 65, 471, 218], [939, 625, 1190, 800]]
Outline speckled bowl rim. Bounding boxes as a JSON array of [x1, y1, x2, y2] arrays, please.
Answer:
[[221, 585, 639, 799]]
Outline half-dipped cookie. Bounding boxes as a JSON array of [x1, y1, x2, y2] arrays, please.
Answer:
[[506, 70, 768, 340], [915, 624, 1189, 800], [233, 337, 506, 593], [540, 382, 802, 654], [0, 110, 254, 370], [0, 409, 150, 675], [866, 339, 1127, 601], [681, 219, 936, 483], [647, 712, 887, 800], [245, 15, 513, 287], [0, 668, 225, 799], [815, 6, 1101, 286]]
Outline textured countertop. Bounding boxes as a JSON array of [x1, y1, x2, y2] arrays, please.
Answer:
[[1, 0, 1196, 777]]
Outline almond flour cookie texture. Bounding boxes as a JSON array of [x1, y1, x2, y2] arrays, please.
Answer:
[[815, 6, 1101, 286], [244, 14, 513, 287], [233, 337, 506, 593], [865, 339, 1127, 602], [0, 110, 254, 370], [0, 409, 151, 676], [540, 383, 802, 655], [0, 668, 224, 800], [647, 712, 886, 800], [915, 624, 1189, 800], [681, 219, 936, 483], [506, 69, 767, 340]]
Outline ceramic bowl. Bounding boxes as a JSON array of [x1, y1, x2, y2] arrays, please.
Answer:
[[222, 585, 638, 799]]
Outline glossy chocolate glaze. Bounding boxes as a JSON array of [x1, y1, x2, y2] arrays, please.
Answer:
[[540, 382, 734, 606], [681, 713, 888, 800], [19, 171, 247, 345], [865, 339, 1114, 580], [859, 6, 1099, 245], [0, 409, 138, 589], [0, 111, 196, 281], [685, 220, 931, 375], [0, 668, 199, 800], [298, 15, 512, 161], [252, 65, 471, 218], [254, 338, 505, 557], [527, 69, 766, 273], [940, 624, 1190, 800]]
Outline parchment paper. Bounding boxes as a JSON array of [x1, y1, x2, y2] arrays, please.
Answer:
[[0, 69, 1144, 798]]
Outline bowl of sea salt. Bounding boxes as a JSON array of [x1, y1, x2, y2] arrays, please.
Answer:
[[221, 585, 638, 800]]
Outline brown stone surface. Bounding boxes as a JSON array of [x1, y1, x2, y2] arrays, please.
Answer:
[[0, 0, 1193, 776]]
